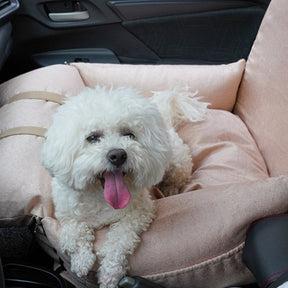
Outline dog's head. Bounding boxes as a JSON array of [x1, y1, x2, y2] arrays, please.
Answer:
[[40, 86, 170, 209]]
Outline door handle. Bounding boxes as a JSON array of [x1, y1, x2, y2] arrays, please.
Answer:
[[48, 10, 89, 22], [45, 1, 89, 22]]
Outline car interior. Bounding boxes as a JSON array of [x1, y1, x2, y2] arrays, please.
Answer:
[[0, 0, 270, 81], [2, 0, 288, 287]]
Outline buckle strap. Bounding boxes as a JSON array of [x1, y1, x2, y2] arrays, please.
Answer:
[[7, 91, 66, 105], [0, 126, 47, 140], [0, 91, 66, 140]]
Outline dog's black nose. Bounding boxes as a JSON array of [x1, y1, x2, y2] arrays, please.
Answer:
[[107, 149, 127, 167]]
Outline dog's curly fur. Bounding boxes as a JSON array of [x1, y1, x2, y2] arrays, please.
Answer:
[[40, 85, 208, 288]]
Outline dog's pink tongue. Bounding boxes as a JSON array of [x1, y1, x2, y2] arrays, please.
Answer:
[[103, 170, 131, 209]]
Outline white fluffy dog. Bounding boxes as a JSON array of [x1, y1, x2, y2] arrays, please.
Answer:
[[40, 85, 208, 288]]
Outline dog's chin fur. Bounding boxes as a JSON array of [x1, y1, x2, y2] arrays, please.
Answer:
[[40, 85, 208, 288]]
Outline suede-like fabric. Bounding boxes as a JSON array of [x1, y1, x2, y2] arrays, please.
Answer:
[[234, 0, 288, 177], [71, 60, 245, 112], [0, 64, 85, 106], [0, 60, 247, 222], [178, 110, 268, 191], [39, 177, 288, 288], [1, 3, 288, 285]]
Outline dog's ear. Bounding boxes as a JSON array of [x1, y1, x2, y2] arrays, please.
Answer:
[[134, 104, 171, 187], [40, 119, 79, 185]]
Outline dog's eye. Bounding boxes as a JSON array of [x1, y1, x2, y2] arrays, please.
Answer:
[[86, 134, 102, 143], [122, 131, 136, 140]]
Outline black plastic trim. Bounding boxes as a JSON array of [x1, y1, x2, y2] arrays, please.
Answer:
[[0, 0, 19, 24], [16, 0, 121, 29], [108, 0, 267, 21], [243, 214, 288, 288], [32, 48, 120, 67], [0, 21, 12, 70], [0, 258, 5, 288]]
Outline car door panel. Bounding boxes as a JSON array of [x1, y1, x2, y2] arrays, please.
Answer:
[[17, 0, 120, 28], [1, 0, 271, 81], [107, 0, 267, 21], [122, 7, 266, 64], [0, 0, 19, 71]]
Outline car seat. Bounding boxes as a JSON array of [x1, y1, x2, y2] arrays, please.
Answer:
[[0, 0, 288, 287]]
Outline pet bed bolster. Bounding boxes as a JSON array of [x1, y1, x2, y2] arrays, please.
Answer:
[[0, 91, 66, 139]]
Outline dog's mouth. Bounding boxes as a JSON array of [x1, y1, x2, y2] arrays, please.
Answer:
[[98, 170, 130, 210]]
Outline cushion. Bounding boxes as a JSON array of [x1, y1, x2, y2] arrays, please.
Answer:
[[40, 177, 288, 288], [178, 109, 268, 191], [0, 64, 85, 107], [0, 65, 86, 219], [71, 60, 245, 111], [0, 60, 245, 220], [1, 59, 288, 287], [234, 0, 288, 177]]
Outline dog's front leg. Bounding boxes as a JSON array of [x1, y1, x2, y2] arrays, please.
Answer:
[[59, 218, 96, 277], [97, 203, 155, 288], [158, 128, 193, 196]]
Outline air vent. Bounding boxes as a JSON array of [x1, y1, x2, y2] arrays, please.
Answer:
[[0, 0, 10, 10]]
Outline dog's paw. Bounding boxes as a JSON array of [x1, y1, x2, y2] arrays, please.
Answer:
[[97, 265, 125, 288], [59, 233, 77, 254], [71, 251, 97, 277], [98, 282, 119, 288]]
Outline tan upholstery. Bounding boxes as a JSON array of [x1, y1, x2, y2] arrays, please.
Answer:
[[0, 0, 288, 287]]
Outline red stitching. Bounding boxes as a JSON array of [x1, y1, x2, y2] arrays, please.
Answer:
[[247, 214, 288, 233], [253, 214, 288, 225], [261, 269, 288, 288]]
